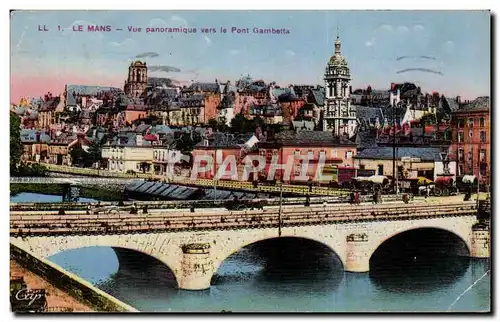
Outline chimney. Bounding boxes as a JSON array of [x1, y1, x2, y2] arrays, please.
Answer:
[[456, 96, 461, 104]]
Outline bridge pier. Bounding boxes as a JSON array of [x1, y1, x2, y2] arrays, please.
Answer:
[[471, 223, 490, 258], [178, 243, 214, 291], [345, 233, 370, 272]]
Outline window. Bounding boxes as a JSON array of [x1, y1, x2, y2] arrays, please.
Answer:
[[458, 149, 464, 161], [458, 132, 464, 143], [457, 119, 464, 128], [468, 150, 473, 162], [480, 163, 487, 176], [294, 150, 300, 158], [359, 164, 365, 170], [307, 150, 314, 159], [480, 117, 485, 128], [377, 164, 384, 176], [480, 149, 486, 162], [319, 151, 326, 159], [480, 131, 487, 143], [467, 118, 474, 128], [469, 131, 473, 138], [294, 163, 301, 176], [332, 149, 338, 158], [459, 165, 464, 175]]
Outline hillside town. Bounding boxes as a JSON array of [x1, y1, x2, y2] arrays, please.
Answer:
[[11, 34, 491, 192]]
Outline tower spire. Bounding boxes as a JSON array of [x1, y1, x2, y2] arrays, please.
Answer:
[[334, 25, 341, 54]]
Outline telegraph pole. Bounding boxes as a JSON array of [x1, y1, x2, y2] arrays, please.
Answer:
[[392, 101, 397, 193], [278, 147, 283, 237], [279, 181, 283, 237]]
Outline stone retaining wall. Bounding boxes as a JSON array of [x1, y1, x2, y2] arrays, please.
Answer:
[[10, 243, 138, 312]]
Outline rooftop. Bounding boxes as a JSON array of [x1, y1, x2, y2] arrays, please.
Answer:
[[272, 130, 357, 146], [355, 146, 445, 161]]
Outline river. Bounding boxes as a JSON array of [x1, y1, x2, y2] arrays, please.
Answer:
[[11, 193, 491, 312]]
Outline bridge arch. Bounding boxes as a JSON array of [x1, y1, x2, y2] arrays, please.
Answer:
[[211, 233, 346, 280], [10, 236, 182, 288], [369, 226, 471, 271]]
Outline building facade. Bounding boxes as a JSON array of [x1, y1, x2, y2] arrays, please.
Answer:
[[102, 145, 154, 173], [322, 32, 357, 137], [450, 97, 490, 185]]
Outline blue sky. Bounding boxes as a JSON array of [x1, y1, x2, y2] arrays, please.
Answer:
[[10, 10, 490, 100]]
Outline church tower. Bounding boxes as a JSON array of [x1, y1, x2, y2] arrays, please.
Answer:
[[322, 29, 357, 138], [124, 61, 148, 99]]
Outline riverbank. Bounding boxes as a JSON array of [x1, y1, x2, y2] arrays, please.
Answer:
[[10, 244, 138, 313], [10, 183, 125, 201], [10, 259, 94, 312]]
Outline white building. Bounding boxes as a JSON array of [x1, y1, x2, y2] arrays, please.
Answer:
[[322, 32, 357, 138], [102, 145, 154, 173]]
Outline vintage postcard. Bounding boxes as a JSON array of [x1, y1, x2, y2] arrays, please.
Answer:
[[9, 10, 491, 313]]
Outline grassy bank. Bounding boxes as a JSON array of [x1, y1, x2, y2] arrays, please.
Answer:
[[10, 183, 124, 201]]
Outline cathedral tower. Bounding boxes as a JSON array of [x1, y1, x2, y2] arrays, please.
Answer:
[[124, 61, 148, 99], [322, 30, 357, 138]]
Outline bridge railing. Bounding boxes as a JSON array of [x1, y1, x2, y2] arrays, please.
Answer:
[[10, 201, 479, 236]]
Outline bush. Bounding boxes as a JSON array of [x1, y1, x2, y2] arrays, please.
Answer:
[[13, 162, 48, 177]]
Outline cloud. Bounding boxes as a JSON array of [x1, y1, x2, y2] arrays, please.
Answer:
[[365, 37, 376, 47], [377, 24, 394, 33], [149, 16, 188, 28], [397, 26, 409, 33], [149, 18, 168, 28], [444, 40, 455, 52], [135, 52, 159, 58], [396, 68, 443, 76], [396, 55, 436, 61], [285, 49, 295, 57], [204, 36, 212, 46], [229, 49, 241, 55], [148, 65, 182, 73], [413, 24, 425, 32], [109, 38, 136, 47], [171, 15, 188, 27]]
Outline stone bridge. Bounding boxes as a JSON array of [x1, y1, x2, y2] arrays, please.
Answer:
[[10, 200, 490, 291]]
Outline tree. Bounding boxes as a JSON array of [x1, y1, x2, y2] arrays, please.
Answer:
[[87, 140, 103, 167], [10, 112, 23, 173], [420, 114, 436, 126], [70, 146, 90, 167], [217, 116, 228, 131], [230, 113, 249, 132], [208, 118, 218, 131], [175, 133, 196, 154]]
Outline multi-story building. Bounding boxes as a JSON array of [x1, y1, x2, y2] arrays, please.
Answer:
[[258, 130, 357, 184], [354, 146, 455, 181], [322, 32, 357, 137], [102, 139, 154, 173], [450, 96, 490, 185], [37, 93, 65, 129], [152, 147, 182, 176]]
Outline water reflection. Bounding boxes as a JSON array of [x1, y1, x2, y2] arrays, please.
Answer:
[[370, 256, 471, 294], [213, 237, 344, 295]]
